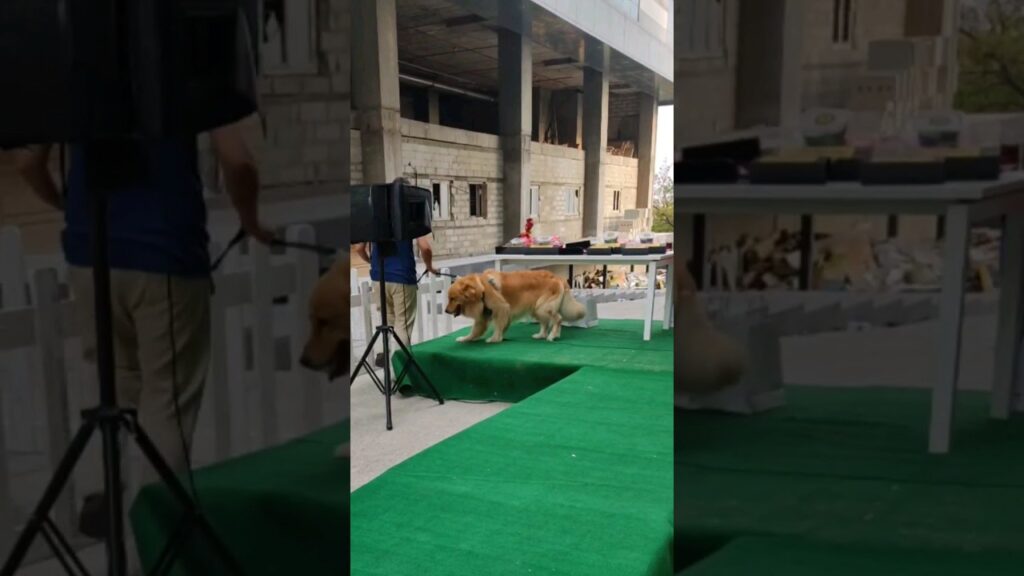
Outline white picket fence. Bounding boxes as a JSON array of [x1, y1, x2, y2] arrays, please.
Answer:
[[347, 267, 657, 360], [0, 223, 342, 562], [680, 290, 1003, 414]]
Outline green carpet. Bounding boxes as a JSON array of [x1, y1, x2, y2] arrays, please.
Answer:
[[683, 537, 1024, 575], [395, 319, 674, 402], [131, 423, 348, 576], [677, 386, 1024, 572], [351, 367, 674, 575]]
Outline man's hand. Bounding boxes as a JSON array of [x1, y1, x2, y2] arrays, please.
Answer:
[[242, 219, 276, 244], [354, 243, 371, 264], [13, 145, 63, 211], [416, 235, 436, 276], [211, 119, 274, 244]]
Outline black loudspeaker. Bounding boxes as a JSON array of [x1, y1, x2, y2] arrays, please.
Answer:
[[351, 180, 433, 243], [0, 0, 258, 148]]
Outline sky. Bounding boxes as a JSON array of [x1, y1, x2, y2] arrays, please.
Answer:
[[656, 105, 674, 171]]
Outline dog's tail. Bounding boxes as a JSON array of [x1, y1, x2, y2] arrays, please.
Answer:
[[559, 286, 587, 322]]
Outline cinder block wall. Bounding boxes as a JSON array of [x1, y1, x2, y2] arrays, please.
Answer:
[[351, 119, 640, 258]]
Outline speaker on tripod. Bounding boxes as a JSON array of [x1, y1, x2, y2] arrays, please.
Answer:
[[350, 179, 444, 430], [0, 1, 256, 574]]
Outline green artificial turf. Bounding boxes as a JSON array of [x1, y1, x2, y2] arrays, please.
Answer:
[[131, 424, 349, 575], [395, 319, 674, 402], [677, 386, 1024, 571], [351, 367, 674, 576], [683, 536, 1024, 576]]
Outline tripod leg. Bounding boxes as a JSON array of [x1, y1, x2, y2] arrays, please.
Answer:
[[126, 418, 246, 576], [99, 415, 128, 575], [38, 527, 80, 576], [381, 329, 393, 431], [351, 328, 383, 383], [0, 418, 96, 576], [390, 329, 445, 405], [42, 517, 90, 576]]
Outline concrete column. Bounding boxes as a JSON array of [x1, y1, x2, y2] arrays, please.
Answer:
[[779, 0, 804, 132], [736, 0, 802, 131], [428, 89, 440, 125], [573, 92, 583, 147], [941, 0, 960, 111], [498, 1, 532, 242], [636, 92, 657, 210], [534, 88, 551, 143], [582, 43, 609, 238], [352, 0, 401, 183]]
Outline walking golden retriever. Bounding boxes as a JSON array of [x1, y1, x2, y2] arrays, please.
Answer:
[[445, 270, 586, 343]]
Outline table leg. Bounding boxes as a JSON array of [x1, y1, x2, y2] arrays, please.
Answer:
[[495, 259, 503, 272], [930, 205, 970, 454], [663, 261, 674, 330], [692, 215, 707, 289], [799, 215, 813, 290], [644, 261, 657, 341], [992, 213, 1024, 419]]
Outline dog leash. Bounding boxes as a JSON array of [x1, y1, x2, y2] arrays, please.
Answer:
[[417, 269, 458, 284], [210, 228, 337, 273]]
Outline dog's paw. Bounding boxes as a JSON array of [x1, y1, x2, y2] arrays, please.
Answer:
[[486, 337, 503, 344], [456, 336, 473, 343], [532, 333, 546, 340]]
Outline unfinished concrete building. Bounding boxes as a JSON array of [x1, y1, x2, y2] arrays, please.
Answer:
[[676, 0, 959, 147], [351, 0, 673, 258], [676, 0, 980, 287]]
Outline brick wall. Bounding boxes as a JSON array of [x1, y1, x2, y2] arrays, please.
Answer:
[[801, 0, 908, 109], [234, 0, 350, 193], [605, 154, 639, 216], [675, 0, 739, 145], [351, 119, 641, 257], [532, 143, 586, 243]]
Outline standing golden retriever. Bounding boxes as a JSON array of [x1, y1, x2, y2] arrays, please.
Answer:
[[445, 269, 586, 343], [676, 265, 747, 396]]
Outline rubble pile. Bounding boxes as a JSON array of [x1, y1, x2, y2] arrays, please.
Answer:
[[708, 228, 1002, 292]]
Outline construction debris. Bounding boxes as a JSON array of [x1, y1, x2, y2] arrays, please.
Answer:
[[707, 227, 1002, 293]]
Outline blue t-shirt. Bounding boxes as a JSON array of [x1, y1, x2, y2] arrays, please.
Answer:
[[368, 241, 417, 285], [63, 139, 210, 277]]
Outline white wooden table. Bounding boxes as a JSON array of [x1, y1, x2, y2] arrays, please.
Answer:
[[676, 173, 1024, 453], [493, 253, 675, 341]]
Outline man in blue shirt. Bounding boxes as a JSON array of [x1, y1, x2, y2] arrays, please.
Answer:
[[354, 233, 437, 367], [14, 118, 272, 539]]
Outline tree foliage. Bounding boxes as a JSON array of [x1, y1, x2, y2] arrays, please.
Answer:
[[651, 163, 673, 233], [957, 0, 1024, 112]]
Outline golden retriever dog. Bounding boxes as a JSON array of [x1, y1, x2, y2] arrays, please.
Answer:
[[299, 255, 350, 379], [676, 265, 747, 397], [445, 269, 587, 343]]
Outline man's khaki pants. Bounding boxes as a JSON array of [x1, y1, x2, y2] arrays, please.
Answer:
[[375, 282, 418, 350], [70, 267, 210, 486]]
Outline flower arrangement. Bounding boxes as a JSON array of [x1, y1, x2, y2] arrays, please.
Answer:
[[519, 217, 535, 246]]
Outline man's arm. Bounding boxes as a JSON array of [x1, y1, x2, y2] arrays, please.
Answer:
[[416, 235, 438, 274], [354, 242, 371, 263], [13, 145, 63, 211], [209, 120, 274, 243]]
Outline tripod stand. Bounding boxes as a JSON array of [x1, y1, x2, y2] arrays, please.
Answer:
[[351, 243, 444, 430], [0, 146, 243, 576]]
